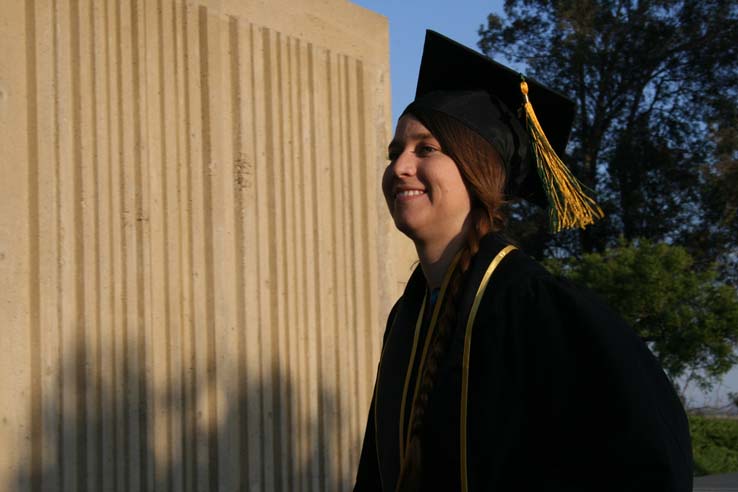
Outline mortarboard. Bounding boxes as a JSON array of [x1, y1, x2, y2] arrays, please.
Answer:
[[403, 30, 603, 231]]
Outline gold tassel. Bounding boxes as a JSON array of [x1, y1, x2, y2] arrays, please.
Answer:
[[520, 79, 604, 232]]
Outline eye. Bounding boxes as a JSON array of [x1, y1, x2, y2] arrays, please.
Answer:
[[416, 145, 438, 156], [387, 150, 400, 161]]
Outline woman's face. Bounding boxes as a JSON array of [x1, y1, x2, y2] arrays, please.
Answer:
[[382, 114, 471, 243]]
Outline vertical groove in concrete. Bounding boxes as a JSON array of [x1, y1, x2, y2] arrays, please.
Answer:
[[246, 22, 266, 492], [69, 0, 89, 488], [94, 0, 114, 486], [180, 3, 198, 491], [170, 3, 187, 491], [325, 50, 339, 490], [164, 0, 183, 487], [174, 4, 185, 490], [131, 0, 149, 486], [52, 0, 68, 488], [32, 0, 58, 487], [186, 4, 206, 490], [308, 42, 327, 492], [335, 51, 349, 487], [345, 55, 361, 473], [112, 3, 122, 489], [355, 58, 373, 424], [356, 57, 372, 471], [294, 38, 310, 492], [261, 25, 277, 492], [343, 53, 359, 479], [282, 35, 297, 492], [273, 29, 287, 492], [101, 1, 115, 486], [228, 15, 251, 492], [196, 7, 219, 491], [114, 1, 131, 489], [86, 0, 104, 487], [2, 1, 401, 490], [303, 39, 319, 492], [24, 0, 42, 489], [61, 1, 75, 481], [152, 0, 173, 487]]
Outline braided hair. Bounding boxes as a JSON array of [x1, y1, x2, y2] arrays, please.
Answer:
[[395, 108, 508, 492]]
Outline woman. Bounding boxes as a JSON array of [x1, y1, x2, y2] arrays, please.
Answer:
[[354, 31, 692, 491]]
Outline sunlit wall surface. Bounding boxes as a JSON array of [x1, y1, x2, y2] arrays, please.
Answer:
[[0, 0, 415, 490]]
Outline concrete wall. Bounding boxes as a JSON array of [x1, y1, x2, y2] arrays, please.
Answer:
[[0, 0, 416, 490]]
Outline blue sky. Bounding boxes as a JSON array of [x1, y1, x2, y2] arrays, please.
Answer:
[[351, 0, 506, 124], [350, 0, 738, 409]]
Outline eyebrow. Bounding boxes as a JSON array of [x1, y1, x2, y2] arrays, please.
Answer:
[[387, 132, 436, 151]]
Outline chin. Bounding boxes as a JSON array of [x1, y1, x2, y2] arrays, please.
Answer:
[[392, 217, 420, 239], [393, 218, 432, 243]]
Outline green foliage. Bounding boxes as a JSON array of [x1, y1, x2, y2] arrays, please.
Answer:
[[544, 240, 738, 390], [480, 0, 738, 281], [690, 415, 738, 476]]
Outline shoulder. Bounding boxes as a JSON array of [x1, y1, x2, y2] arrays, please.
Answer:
[[463, 233, 552, 296], [467, 237, 653, 380], [463, 236, 563, 321], [468, 236, 624, 333]]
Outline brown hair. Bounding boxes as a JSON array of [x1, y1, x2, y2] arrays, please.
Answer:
[[395, 108, 508, 491]]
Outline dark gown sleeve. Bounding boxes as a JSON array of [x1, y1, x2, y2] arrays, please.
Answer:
[[468, 263, 693, 491], [354, 394, 382, 491], [354, 301, 402, 491]]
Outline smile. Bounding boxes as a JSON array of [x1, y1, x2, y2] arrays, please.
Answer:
[[396, 190, 426, 198]]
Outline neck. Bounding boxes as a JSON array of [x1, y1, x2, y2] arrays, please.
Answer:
[[414, 227, 469, 289]]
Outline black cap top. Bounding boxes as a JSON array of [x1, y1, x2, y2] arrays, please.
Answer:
[[402, 30, 576, 206]]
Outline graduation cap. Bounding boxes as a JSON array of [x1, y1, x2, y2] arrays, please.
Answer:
[[403, 30, 603, 232]]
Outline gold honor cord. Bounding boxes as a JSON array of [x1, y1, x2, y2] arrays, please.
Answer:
[[460, 245, 517, 492], [399, 252, 461, 463]]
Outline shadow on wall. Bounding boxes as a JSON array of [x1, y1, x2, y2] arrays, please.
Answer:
[[14, 339, 357, 492]]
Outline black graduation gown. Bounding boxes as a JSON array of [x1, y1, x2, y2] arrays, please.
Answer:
[[354, 234, 693, 491]]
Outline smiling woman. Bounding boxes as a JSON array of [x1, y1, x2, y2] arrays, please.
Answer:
[[354, 31, 693, 492]]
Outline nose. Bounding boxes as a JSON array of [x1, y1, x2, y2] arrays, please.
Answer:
[[391, 149, 417, 177]]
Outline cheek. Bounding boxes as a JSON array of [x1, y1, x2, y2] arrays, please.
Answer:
[[434, 168, 467, 199], [438, 172, 472, 215], [452, 180, 472, 207]]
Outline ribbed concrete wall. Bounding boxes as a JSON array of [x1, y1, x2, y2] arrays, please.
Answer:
[[0, 0, 415, 490]]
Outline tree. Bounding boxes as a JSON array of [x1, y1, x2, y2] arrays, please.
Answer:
[[480, 0, 738, 281], [544, 240, 738, 393]]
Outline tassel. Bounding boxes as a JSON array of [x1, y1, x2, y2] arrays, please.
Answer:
[[520, 78, 604, 232]]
